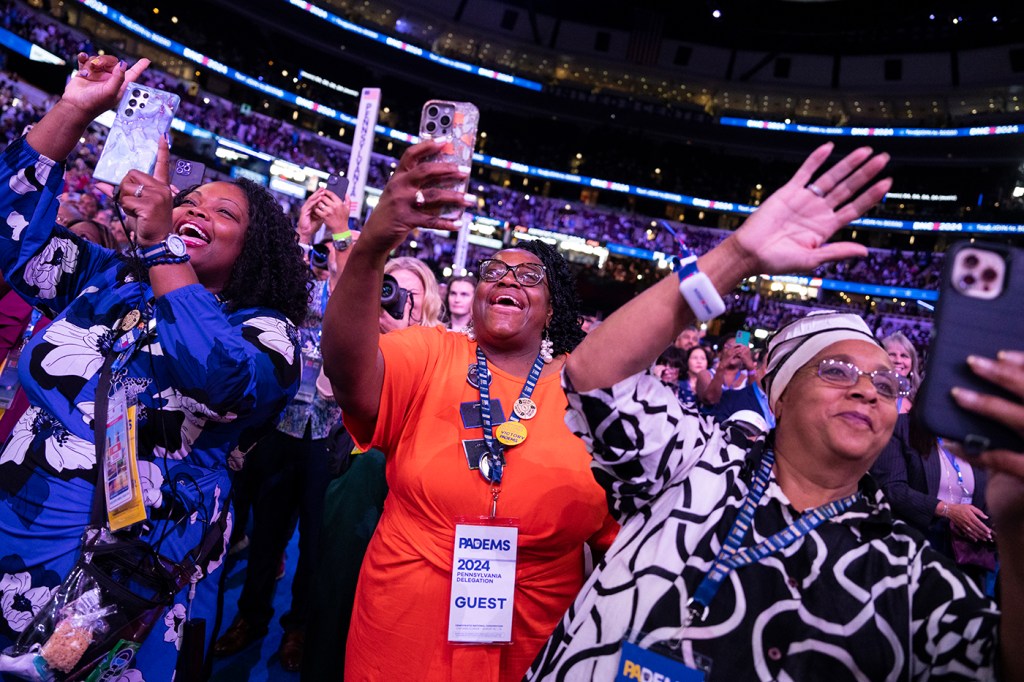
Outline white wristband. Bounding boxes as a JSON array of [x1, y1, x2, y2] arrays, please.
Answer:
[[678, 271, 726, 322]]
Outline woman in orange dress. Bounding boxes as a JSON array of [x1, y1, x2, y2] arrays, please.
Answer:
[[322, 141, 617, 681]]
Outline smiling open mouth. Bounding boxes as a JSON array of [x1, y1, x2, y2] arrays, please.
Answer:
[[492, 294, 523, 310], [177, 222, 210, 247]]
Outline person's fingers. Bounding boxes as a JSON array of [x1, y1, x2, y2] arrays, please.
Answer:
[[822, 152, 890, 207], [123, 58, 150, 85], [833, 177, 893, 226], [810, 242, 870, 269], [952, 387, 1024, 437], [997, 350, 1024, 367], [967, 354, 1024, 399], [976, 449, 1024, 478], [152, 139, 171, 186], [395, 139, 447, 172], [806, 146, 874, 195], [787, 142, 834, 189], [94, 182, 115, 199]]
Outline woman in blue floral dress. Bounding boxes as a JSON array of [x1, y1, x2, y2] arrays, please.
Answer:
[[0, 55, 309, 679]]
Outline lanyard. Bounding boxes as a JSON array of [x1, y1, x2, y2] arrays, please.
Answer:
[[475, 347, 544, 513], [685, 449, 861, 625], [22, 309, 42, 344], [937, 438, 971, 498], [110, 302, 157, 372]]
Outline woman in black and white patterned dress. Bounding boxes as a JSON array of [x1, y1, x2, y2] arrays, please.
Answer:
[[527, 144, 1024, 681]]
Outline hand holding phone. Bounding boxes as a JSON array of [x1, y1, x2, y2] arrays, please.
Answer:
[[418, 100, 479, 221], [918, 242, 1024, 453], [93, 84, 179, 186]]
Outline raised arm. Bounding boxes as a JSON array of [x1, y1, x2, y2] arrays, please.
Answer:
[[26, 54, 148, 161], [321, 141, 468, 424], [566, 143, 891, 392]]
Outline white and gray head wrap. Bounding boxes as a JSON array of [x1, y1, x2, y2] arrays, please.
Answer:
[[763, 311, 882, 413]]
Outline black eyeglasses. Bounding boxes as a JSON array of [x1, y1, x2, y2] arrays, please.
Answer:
[[478, 259, 546, 287], [816, 358, 911, 401]]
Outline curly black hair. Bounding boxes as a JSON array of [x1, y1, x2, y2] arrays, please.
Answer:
[[174, 180, 310, 323], [514, 240, 585, 356]]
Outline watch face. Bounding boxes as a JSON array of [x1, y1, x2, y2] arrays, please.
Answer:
[[165, 234, 187, 257]]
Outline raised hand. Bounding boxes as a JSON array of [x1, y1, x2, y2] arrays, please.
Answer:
[[313, 189, 350, 234], [62, 54, 150, 120], [115, 140, 174, 247], [356, 140, 470, 255], [27, 54, 150, 161], [297, 189, 325, 243], [732, 143, 891, 277]]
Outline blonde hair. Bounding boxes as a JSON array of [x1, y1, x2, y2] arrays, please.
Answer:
[[384, 257, 444, 328], [881, 331, 922, 396]]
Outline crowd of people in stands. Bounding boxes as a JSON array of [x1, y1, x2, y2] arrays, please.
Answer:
[[0, 7, 1021, 681]]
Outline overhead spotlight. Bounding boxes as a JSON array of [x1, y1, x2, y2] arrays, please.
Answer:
[[992, 16, 999, 22], [712, 9, 722, 18]]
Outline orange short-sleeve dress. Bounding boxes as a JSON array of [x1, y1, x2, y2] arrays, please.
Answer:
[[343, 326, 617, 682]]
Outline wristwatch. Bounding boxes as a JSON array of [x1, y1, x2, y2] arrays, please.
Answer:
[[332, 230, 352, 252], [139, 234, 190, 267]]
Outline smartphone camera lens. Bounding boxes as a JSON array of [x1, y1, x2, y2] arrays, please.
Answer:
[[427, 106, 439, 117], [132, 89, 141, 98], [963, 254, 979, 269], [128, 99, 137, 107], [959, 274, 976, 290], [425, 121, 437, 133], [440, 114, 452, 126], [981, 267, 998, 282], [143, 92, 150, 99], [124, 108, 134, 117]]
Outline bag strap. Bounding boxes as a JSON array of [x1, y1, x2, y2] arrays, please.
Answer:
[[89, 344, 227, 582], [90, 351, 120, 527]]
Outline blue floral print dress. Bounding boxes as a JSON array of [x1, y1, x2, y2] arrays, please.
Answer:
[[0, 137, 300, 680]]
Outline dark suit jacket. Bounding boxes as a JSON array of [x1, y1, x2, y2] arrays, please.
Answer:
[[869, 413, 988, 533]]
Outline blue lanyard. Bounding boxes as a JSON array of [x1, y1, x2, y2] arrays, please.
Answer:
[[475, 346, 544, 487], [937, 438, 970, 498], [686, 450, 861, 624], [21, 309, 42, 344]]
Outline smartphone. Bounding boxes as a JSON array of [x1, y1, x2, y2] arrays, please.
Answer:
[[917, 241, 1024, 453], [735, 330, 751, 346], [172, 158, 206, 190], [418, 100, 479, 221], [326, 173, 349, 198], [93, 84, 180, 186]]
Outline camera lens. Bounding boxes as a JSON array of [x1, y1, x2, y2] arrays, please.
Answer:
[[139, 103, 146, 108], [425, 121, 436, 133], [959, 274, 976, 290], [427, 106, 439, 117], [981, 267, 998, 282], [124, 109, 134, 117], [128, 99, 137, 107], [132, 89, 141, 98], [440, 114, 452, 126], [963, 254, 979, 269], [143, 92, 149, 99]]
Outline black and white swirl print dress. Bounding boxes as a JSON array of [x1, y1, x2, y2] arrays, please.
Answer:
[[527, 371, 998, 682]]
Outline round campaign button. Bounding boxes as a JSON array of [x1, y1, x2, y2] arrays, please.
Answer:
[[467, 363, 480, 389], [512, 397, 537, 420], [495, 421, 528, 447]]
